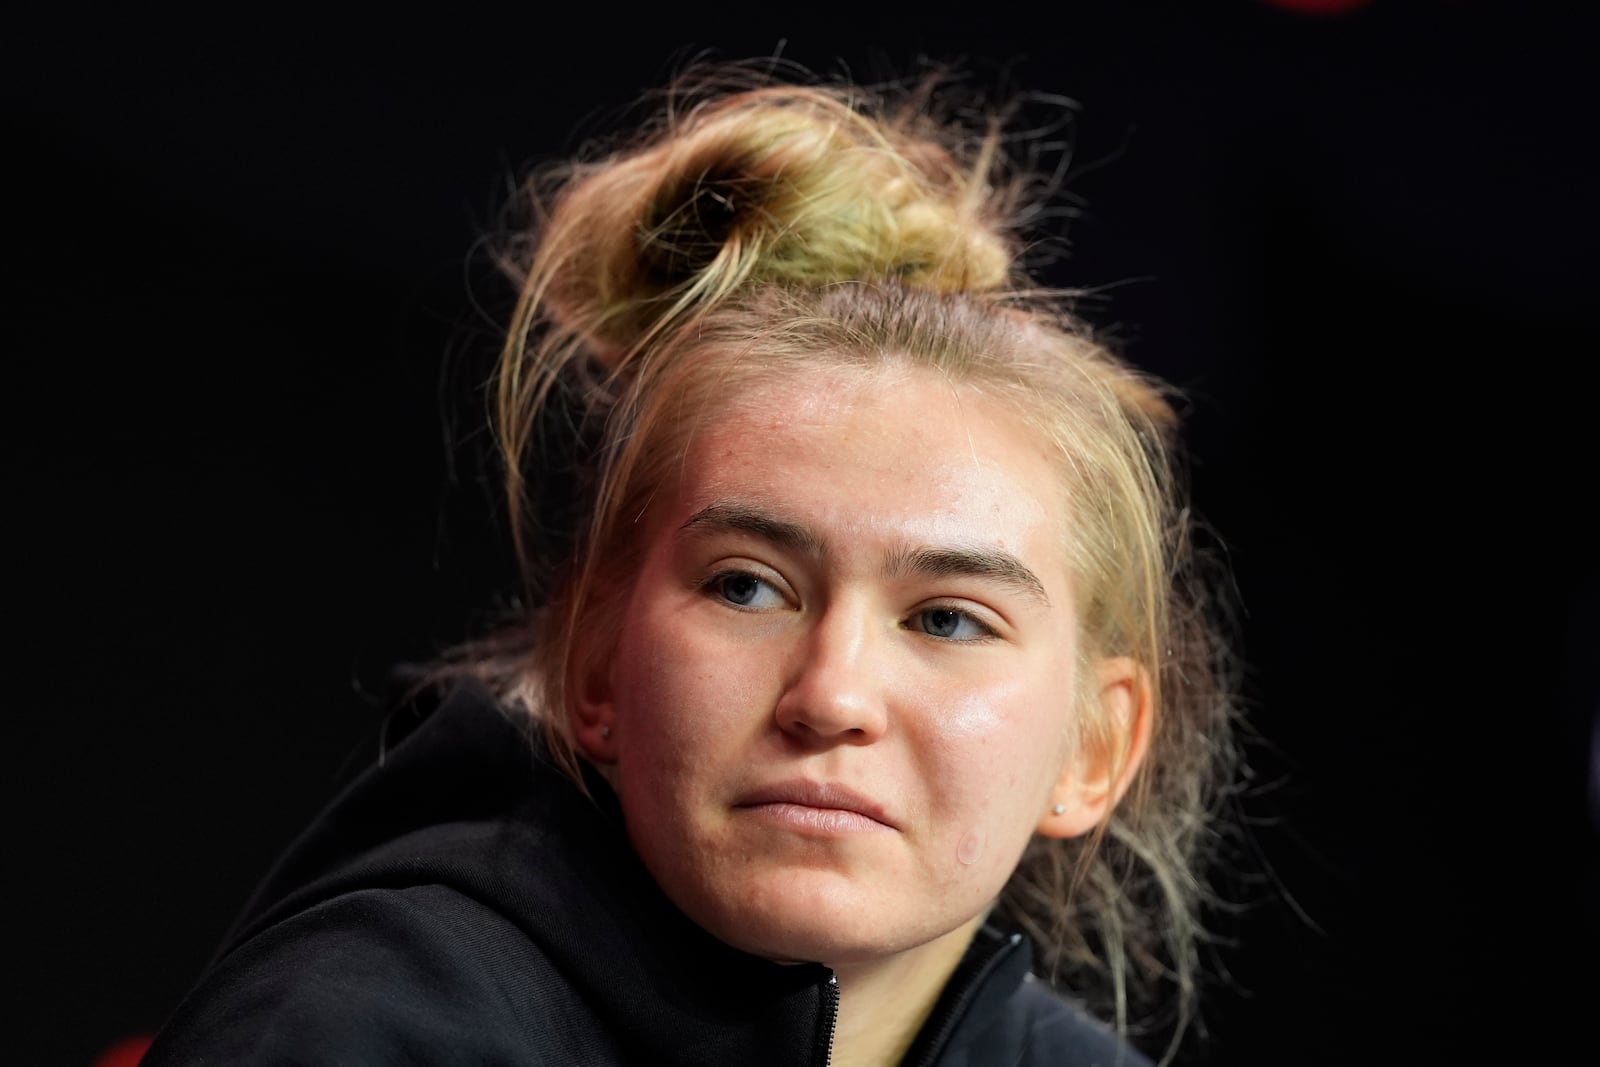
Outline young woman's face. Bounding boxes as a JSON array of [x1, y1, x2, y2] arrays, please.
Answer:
[[581, 362, 1089, 968]]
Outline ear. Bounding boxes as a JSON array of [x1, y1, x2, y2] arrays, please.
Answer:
[[1037, 656, 1154, 839], [569, 638, 620, 765]]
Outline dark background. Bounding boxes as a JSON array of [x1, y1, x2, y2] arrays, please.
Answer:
[[9, 2, 1596, 1064]]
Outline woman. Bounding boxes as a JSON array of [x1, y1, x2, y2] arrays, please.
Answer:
[[145, 66, 1238, 1066]]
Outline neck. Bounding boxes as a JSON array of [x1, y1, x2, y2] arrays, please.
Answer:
[[825, 915, 983, 1067]]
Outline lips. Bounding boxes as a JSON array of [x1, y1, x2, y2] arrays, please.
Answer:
[[733, 779, 897, 830]]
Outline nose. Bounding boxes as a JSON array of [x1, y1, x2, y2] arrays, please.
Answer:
[[774, 601, 890, 746]]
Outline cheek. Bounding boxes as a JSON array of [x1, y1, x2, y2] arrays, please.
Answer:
[[917, 672, 1073, 858], [610, 600, 770, 783], [927, 672, 1071, 778], [940, 687, 1008, 737]]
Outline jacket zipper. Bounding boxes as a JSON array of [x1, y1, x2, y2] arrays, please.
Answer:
[[818, 971, 839, 1066]]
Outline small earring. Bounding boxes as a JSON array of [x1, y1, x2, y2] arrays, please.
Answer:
[[600, 725, 612, 740], [1051, 803, 1067, 815]]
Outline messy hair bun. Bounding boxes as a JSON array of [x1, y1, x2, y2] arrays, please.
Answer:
[[510, 78, 1018, 366]]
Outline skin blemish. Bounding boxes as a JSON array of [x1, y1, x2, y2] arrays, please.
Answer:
[[956, 828, 984, 866]]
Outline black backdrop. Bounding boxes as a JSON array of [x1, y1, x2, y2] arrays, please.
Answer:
[[10, 3, 1597, 1065]]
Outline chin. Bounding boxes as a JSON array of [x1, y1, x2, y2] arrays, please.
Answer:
[[720, 915, 906, 968], [687, 869, 946, 967]]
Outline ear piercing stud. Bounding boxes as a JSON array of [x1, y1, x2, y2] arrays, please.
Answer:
[[600, 726, 612, 740], [1051, 804, 1067, 815]]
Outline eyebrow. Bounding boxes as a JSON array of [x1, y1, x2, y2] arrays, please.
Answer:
[[886, 546, 1051, 606], [679, 502, 823, 556], [679, 502, 1050, 606]]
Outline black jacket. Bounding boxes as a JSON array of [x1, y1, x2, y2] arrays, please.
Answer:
[[144, 679, 1152, 1066]]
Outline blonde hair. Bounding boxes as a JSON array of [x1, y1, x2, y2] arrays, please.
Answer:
[[452, 63, 1239, 1061]]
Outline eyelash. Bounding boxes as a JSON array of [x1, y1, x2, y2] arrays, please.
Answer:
[[700, 570, 997, 642], [905, 604, 998, 643], [700, 569, 786, 610]]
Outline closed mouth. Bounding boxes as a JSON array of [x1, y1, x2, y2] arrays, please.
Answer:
[[734, 779, 897, 830]]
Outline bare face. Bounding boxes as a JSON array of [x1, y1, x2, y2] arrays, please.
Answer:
[[578, 362, 1089, 968]]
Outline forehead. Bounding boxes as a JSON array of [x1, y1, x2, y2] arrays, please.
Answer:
[[664, 362, 1069, 575]]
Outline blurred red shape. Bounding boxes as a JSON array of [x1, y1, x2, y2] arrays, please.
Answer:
[[91, 1035, 154, 1067], [1256, 0, 1374, 13]]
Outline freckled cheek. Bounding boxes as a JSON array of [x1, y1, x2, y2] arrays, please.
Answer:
[[616, 609, 780, 759], [613, 634, 733, 839]]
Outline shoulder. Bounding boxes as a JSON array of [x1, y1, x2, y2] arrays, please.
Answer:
[[143, 881, 623, 1066], [947, 973, 1155, 1067], [1013, 974, 1155, 1066], [920, 925, 1155, 1067], [141, 678, 642, 1067]]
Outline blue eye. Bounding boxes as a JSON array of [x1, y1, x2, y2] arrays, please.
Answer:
[[705, 571, 785, 609], [910, 607, 993, 641]]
